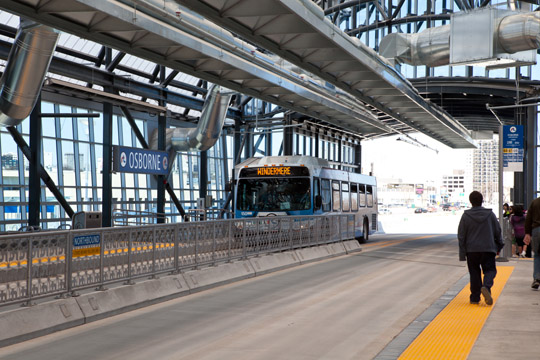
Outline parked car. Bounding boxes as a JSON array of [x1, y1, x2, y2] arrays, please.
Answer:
[[379, 208, 392, 215], [442, 203, 459, 211], [414, 208, 427, 213]]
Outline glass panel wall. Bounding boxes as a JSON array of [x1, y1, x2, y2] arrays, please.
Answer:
[[0, 95, 238, 230]]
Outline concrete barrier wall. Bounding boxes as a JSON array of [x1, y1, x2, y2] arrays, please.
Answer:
[[342, 240, 362, 253], [182, 261, 255, 292], [0, 241, 360, 346], [0, 298, 85, 347], [77, 275, 191, 322], [295, 245, 335, 263], [249, 252, 301, 276]]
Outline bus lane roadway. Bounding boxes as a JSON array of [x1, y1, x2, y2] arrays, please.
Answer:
[[0, 233, 466, 360]]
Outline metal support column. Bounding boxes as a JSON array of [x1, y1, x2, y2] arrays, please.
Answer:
[[157, 66, 167, 223], [265, 129, 272, 156], [28, 96, 42, 228], [514, 106, 526, 205], [354, 144, 362, 174], [526, 105, 538, 206], [199, 150, 208, 201], [245, 127, 253, 158], [234, 119, 242, 164], [498, 126, 509, 262], [102, 101, 113, 227], [314, 131, 319, 158], [337, 137, 342, 168], [157, 112, 166, 223], [283, 115, 293, 156]]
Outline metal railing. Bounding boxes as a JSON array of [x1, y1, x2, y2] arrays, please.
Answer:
[[0, 214, 354, 307], [112, 208, 170, 226], [186, 208, 233, 221]]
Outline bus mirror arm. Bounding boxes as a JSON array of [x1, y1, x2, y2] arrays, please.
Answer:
[[225, 181, 232, 192]]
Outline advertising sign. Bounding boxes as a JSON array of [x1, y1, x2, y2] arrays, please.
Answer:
[[113, 146, 169, 175], [502, 125, 523, 172]]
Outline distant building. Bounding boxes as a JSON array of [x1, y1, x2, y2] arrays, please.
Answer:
[[63, 153, 85, 171], [471, 139, 498, 204], [441, 169, 469, 204], [376, 179, 438, 207], [1, 153, 18, 170]]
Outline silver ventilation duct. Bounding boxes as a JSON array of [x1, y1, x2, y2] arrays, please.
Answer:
[[150, 85, 232, 153], [380, 9, 540, 68], [497, 12, 540, 53], [0, 19, 59, 126], [379, 26, 451, 67]]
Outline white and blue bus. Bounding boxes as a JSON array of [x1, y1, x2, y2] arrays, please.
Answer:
[[233, 155, 377, 241]]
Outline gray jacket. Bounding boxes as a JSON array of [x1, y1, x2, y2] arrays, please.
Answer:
[[458, 206, 503, 261]]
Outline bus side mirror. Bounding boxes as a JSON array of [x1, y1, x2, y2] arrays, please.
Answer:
[[314, 195, 322, 210], [225, 181, 232, 192]]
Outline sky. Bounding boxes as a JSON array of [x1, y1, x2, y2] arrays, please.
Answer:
[[361, 133, 471, 183]]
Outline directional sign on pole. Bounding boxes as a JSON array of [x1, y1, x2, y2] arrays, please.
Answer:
[[502, 125, 523, 172]]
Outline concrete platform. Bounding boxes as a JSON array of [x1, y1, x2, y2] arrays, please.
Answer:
[[375, 255, 540, 359], [468, 256, 540, 360]]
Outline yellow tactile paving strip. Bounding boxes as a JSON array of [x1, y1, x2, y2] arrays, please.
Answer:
[[399, 266, 514, 360]]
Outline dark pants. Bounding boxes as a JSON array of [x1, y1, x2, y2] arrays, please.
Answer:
[[466, 252, 497, 302]]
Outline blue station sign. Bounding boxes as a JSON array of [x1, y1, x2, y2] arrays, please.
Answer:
[[502, 125, 523, 172], [113, 146, 169, 175]]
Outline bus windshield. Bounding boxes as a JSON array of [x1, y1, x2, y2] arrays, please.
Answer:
[[237, 178, 311, 212]]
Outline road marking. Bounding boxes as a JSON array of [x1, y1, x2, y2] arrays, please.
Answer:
[[363, 235, 437, 251], [399, 265, 514, 359]]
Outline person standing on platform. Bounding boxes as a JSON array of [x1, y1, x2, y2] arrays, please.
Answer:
[[503, 203, 511, 219], [458, 191, 504, 305], [510, 205, 527, 257], [524, 197, 540, 289]]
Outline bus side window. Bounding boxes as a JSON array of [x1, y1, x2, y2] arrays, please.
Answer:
[[366, 185, 374, 207], [313, 177, 321, 210], [359, 184, 366, 207], [321, 179, 331, 212], [332, 181, 341, 211], [342, 182, 350, 212], [350, 183, 358, 211]]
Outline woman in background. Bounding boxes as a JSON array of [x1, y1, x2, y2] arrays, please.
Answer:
[[510, 205, 527, 257]]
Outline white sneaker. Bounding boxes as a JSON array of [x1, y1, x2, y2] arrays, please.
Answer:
[[521, 251, 526, 258]]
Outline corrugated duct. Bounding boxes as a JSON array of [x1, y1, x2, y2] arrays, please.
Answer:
[[0, 19, 59, 126], [150, 84, 232, 153]]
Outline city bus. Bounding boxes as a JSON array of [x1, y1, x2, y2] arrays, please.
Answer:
[[233, 155, 377, 241]]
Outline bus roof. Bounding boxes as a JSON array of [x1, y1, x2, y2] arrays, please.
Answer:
[[235, 156, 376, 184]]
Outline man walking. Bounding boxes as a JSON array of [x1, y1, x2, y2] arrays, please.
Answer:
[[458, 191, 504, 305], [524, 197, 540, 289]]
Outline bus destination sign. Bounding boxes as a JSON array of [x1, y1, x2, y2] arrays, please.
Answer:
[[257, 166, 291, 176], [240, 166, 310, 177]]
